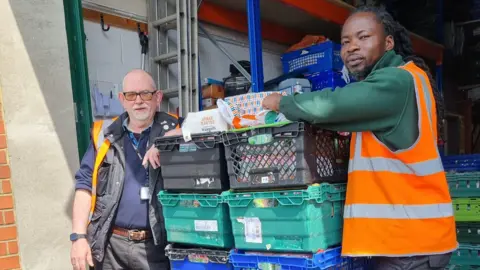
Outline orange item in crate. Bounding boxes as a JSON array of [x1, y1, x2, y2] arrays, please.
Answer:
[[202, 84, 225, 99], [286, 35, 328, 53]]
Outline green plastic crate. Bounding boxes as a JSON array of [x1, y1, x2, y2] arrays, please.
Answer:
[[448, 172, 480, 198], [450, 244, 480, 266], [222, 183, 346, 253], [457, 222, 480, 244], [158, 191, 234, 248], [454, 198, 480, 222], [447, 265, 480, 270]]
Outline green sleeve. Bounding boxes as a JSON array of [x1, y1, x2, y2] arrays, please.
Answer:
[[279, 67, 413, 132]]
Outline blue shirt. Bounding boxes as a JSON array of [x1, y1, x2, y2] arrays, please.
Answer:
[[75, 120, 152, 229]]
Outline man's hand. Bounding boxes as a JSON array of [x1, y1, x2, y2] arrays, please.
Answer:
[[143, 145, 160, 169], [70, 238, 93, 270], [142, 129, 182, 169], [262, 93, 283, 112]]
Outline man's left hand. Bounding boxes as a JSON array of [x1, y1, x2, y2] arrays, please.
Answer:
[[142, 129, 182, 169]]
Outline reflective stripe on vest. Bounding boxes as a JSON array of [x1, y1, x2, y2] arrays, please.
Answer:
[[89, 118, 115, 222], [344, 203, 453, 219], [342, 62, 457, 257]]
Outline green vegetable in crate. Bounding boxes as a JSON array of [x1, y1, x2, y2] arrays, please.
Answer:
[[252, 199, 278, 208]]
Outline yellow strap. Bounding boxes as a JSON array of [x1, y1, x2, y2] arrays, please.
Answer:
[[89, 139, 111, 222], [91, 121, 104, 150]]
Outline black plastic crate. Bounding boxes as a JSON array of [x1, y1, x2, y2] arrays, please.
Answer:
[[154, 132, 229, 192], [222, 122, 349, 190]]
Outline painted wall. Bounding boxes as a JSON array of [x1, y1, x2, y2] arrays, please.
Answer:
[[0, 1, 78, 269], [84, 21, 143, 119], [83, 0, 147, 19], [84, 22, 285, 113]]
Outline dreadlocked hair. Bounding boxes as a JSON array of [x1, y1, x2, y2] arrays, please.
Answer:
[[353, 5, 445, 140]]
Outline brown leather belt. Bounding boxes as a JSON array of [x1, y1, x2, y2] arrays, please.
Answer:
[[112, 226, 152, 241]]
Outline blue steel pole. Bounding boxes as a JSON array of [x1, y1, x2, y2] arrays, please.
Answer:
[[436, 64, 443, 93], [247, 0, 264, 92]]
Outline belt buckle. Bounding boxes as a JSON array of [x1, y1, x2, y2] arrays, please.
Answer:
[[128, 229, 143, 241]]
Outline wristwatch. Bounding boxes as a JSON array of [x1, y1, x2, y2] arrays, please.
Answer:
[[70, 233, 87, 242]]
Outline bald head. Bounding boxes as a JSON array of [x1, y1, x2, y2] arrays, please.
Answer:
[[122, 69, 156, 92]]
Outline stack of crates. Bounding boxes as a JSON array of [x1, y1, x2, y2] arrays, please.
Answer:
[[154, 132, 234, 269], [443, 154, 480, 269], [153, 121, 373, 269], [281, 41, 349, 91], [220, 121, 364, 269]]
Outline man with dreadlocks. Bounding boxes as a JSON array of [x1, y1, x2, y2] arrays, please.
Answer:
[[263, 6, 456, 270]]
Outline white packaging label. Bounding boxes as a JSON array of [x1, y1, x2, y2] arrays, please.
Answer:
[[194, 220, 218, 232], [202, 98, 216, 107], [261, 176, 269, 184], [244, 217, 262, 243]]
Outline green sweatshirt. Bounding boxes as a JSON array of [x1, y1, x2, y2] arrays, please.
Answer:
[[279, 50, 418, 151]]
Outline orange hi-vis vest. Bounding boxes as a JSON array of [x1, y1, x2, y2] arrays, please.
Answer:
[[342, 61, 457, 257], [88, 113, 180, 221], [89, 117, 117, 221]]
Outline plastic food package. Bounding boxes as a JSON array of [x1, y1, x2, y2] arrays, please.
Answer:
[[223, 91, 289, 115], [181, 109, 229, 141], [217, 99, 287, 129]]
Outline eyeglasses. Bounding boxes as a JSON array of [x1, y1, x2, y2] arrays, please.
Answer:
[[122, 90, 157, 101]]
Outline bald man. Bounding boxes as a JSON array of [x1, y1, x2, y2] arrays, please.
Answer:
[[70, 69, 183, 270]]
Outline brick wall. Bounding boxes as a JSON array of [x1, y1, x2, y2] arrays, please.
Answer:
[[0, 97, 20, 269]]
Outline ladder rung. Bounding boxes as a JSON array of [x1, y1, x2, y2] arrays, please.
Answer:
[[163, 87, 179, 98], [153, 52, 178, 65], [151, 14, 177, 30]]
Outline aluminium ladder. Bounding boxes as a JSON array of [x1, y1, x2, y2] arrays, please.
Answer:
[[148, 0, 199, 116]]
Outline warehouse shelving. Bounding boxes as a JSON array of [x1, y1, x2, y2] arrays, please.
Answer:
[[65, 0, 446, 156], [198, 0, 445, 93]]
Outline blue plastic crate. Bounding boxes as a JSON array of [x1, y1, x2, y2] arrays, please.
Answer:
[[307, 71, 347, 91], [281, 41, 343, 75], [166, 244, 233, 270], [229, 247, 347, 270], [442, 154, 480, 173]]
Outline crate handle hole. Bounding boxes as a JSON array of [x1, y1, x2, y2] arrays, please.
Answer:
[[330, 202, 335, 217]]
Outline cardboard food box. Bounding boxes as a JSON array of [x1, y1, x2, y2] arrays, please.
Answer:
[[202, 84, 225, 99], [203, 105, 218, 110]]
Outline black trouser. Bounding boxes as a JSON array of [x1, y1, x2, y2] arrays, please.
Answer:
[[94, 234, 169, 270], [371, 253, 452, 270]]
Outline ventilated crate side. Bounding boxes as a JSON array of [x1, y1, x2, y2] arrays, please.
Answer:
[[222, 122, 349, 190]]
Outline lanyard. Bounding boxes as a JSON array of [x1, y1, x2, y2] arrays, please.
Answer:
[[127, 131, 150, 185], [127, 131, 145, 160]]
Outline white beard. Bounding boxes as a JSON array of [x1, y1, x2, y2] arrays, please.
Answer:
[[131, 110, 150, 121]]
